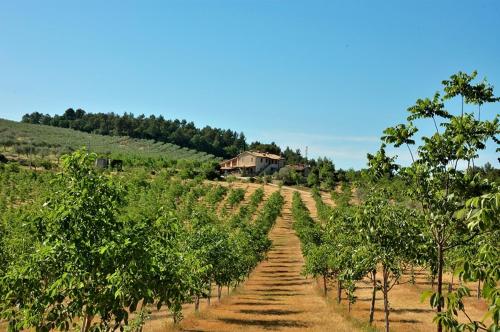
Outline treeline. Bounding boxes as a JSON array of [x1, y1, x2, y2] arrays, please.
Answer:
[[21, 110, 307, 162], [22, 110, 247, 159]]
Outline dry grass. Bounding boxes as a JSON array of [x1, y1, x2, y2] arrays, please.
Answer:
[[317, 188, 490, 332], [176, 187, 358, 331], [323, 270, 489, 332]]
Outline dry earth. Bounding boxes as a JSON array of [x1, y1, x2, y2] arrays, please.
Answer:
[[177, 185, 357, 332], [176, 182, 490, 332]]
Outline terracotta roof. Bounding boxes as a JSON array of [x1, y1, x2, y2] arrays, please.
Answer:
[[219, 150, 284, 167], [288, 164, 308, 171], [245, 151, 284, 160]]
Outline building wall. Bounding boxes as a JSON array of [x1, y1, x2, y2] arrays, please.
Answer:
[[237, 152, 257, 167], [222, 152, 285, 175], [255, 156, 284, 173]]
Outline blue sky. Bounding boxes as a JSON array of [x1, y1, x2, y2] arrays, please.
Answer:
[[0, 0, 499, 169]]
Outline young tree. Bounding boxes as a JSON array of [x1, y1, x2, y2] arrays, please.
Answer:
[[0, 149, 198, 331], [356, 191, 424, 332], [448, 188, 500, 331], [1, 149, 129, 330], [307, 167, 320, 187], [379, 71, 499, 332]]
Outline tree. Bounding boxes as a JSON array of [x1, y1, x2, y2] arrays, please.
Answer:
[[378, 71, 499, 332], [356, 191, 424, 332], [441, 70, 477, 116], [466, 79, 500, 121], [318, 158, 337, 189], [21, 111, 257, 159], [248, 141, 281, 155], [366, 144, 399, 179], [0, 149, 155, 331], [446, 188, 500, 331], [307, 167, 320, 187]]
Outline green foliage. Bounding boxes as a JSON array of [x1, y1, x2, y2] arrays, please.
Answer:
[[0, 149, 284, 331], [0, 119, 216, 167], [226, 188, 246, 208], [21, 110, 246, 159], [307, 167, 320, 187], [366, 144, 399, 179], [375, 70, 500, 331], [1, 149, 132, 330]]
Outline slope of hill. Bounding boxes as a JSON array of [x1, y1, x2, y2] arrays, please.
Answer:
[[21, 110, 247, 159], [0, 119, 216, 163]]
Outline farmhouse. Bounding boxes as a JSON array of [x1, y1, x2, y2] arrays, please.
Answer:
[[220, 151, 285, 175]]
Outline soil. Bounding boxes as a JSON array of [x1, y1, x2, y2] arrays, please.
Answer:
[[177, 186, 357, 331]]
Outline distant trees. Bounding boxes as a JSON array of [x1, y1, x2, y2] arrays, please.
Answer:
[[306, 158, 338, 190], [282, 147, 308, 164], [248, 141, 281, 155], [22, 111, 313, 164], [22, 110, 248, 159]]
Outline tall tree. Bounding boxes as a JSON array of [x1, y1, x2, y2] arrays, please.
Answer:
[[379, 71, 499, 332]]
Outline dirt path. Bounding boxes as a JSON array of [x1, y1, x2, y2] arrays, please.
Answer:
[[179, 187, 356, 332]]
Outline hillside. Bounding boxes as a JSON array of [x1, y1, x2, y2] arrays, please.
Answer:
[[0, 119, 216, 163], [21, 110, 247, 159], [21, 110, 308, 163]]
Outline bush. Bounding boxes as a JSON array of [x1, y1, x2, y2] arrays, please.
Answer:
[[40, 160, 53, 170]]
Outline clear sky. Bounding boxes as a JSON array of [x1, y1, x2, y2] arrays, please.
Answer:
[[1, 0, 499, 169]]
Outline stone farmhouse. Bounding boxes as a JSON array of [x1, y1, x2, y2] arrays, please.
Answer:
[[220, 151, 285, 175]]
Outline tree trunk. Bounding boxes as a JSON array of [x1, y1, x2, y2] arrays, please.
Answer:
[[81, 313, 93, 332], [369, 270, 377, 324], [137, 301, 146, 332], [227, 284, 230, 295], [337, 280, 342, 303], [477, 280, 481, 299], [217, 284, 222, 302], [173, 313, 179, 325], [383, 266, 390, 332], [436, 243, 444, 332], [323, 275, 327, 296], [194, 295, 200, 312], [461, 95, 464, 117], [207, 280, 211, 306]]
